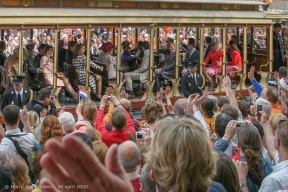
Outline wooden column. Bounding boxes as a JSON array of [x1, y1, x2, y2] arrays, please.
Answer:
[[18, 25, 24, 75]]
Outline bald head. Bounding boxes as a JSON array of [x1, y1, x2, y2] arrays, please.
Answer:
[[120, 98, 132, 112], [118, 141, 141, 172]]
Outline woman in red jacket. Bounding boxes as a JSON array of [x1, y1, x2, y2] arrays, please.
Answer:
[[226, 41, 242, 76], [203, 42, 224, 86]]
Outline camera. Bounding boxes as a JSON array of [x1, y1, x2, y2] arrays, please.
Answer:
[[19, 109, 26, 115], [136, 131, 143, 141], [107, 96, 111, 100], [236, 121, 246, 127]]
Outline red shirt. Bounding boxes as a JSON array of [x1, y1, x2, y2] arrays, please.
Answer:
[[96, 108, 136, 147], [131, 177, 142, 192], [204, 49, 224, 68], [228, 50, 242, 69]]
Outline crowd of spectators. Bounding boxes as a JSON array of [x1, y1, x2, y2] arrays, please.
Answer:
[[0, 63, 287, 191]]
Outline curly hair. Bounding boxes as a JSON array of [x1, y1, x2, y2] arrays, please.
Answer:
[[83, 101, 98, 127], [5, 156, 30, 192], [144, 100, 163, 124], [149, 117, 216, 192], [40, 115, 63, 145], [214, 152, 240, 192], [238, 124, 263, 186]]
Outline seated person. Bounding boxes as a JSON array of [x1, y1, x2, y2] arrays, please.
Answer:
[[181, 38, 199, 75], [98, 42, 118, 84], [181, 61, 204, 98], [124, 41, 150, 99], [40, 45, 78, 100], [202, 42, 224, 87], [120, 40, 132, 74], [226, 41, 242, 76], [33, 44, 46, 70], [65, 41, 77, 64], [154, 42, 176, 92], [72, 44, 103, 100]]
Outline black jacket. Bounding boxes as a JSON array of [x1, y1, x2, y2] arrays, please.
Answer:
[[26, 99, 57, 116], [1, 87, 31, 112], [181, 72, 203, 98], [0, 50, 6, 66]]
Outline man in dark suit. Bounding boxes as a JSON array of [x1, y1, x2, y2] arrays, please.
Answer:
[[181, 62, 204, 98], [181, 38, 199, 75], [273, 23, 285, 72], [33, 44, 46, 70], [1, 75, 31, 112], [204, 36, 212, 60], [66, 41, 77, 64]]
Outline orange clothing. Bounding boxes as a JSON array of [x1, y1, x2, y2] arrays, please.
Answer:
[[271, 103, 283, 116], [103, 105, 115, 125], [138, 119, 146, 129], [203, 116, 216, 135], [204, 49, 224, 68]]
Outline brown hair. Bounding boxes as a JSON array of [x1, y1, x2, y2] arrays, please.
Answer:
[[85, 128, 101, 142], [229, 41, 240, 53], [221, 103, 239, 120], [111, 107, 127, 130], [144, 100, 163, 124], [266, 86, 278, 104], [92, 140, 108, 165], [238, 124, 263, 186], [214, 152, 240, 192], [73, 44, 85, 59], [43, 45, 53, 56], [40, 115, 63, 145], [238, 100, 250, 118], [83, 102, 98, 127], [149, 117, 215, 192], [216, 96, 229, 109], [5, 156, 30, 192]]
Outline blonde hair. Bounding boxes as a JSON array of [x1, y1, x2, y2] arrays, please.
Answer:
[[149, 117, 215, 192], [92, 141, 108, 165], [5, 156, 30, 192], [270, 113, 287, 133], [28, 111, 39, 128], [83, 102, 98, 126]]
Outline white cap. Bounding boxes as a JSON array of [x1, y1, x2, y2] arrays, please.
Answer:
[[279, 78, 288, 91]]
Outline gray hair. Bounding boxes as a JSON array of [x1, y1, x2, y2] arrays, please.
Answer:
[[0, 151, 6, 165], [59, 112, 75, 134], [140, 163, 156, 192], [174, 98, 188, 116], [255, 98, 272, 117], [118, 141, 141, 170]]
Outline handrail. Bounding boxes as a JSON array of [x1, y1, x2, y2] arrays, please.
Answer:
[[259, 60, 272, 72], [247, 57, 257, 65]]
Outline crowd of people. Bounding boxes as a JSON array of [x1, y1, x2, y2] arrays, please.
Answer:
[[0, 63, 288, 191]]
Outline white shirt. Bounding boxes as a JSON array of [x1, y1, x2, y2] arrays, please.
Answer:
[[15, 87, 23, 102], [259, 160, 288, 192], [0, 128, 37, 167], [194, 111, 210, 137], [224, 141, 237, 158]]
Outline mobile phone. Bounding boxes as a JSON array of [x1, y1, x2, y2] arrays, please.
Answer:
[[257, 104, 263, 117], [236, 121, 245, 128], [136, 131, 143, 141]]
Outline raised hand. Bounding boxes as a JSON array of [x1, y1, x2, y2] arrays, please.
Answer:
[[164, 86, 172, 95], [106, 87, 114, 96], [40, 137, 134, 192], [120, 90, 129, 99], [222, 75, 232, 90], [247, 66, 255, 81]]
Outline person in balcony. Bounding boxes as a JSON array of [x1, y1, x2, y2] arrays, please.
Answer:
[[72, 44, 103, 101], [40, 45, 78, 100], [226, 41, 242, 76], [203, 42, 224, 88]]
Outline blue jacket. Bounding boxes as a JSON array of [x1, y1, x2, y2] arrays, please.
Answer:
[[251, 78, 263, 97]]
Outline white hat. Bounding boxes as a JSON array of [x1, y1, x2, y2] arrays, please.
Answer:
[[279, 78, 288, 91]]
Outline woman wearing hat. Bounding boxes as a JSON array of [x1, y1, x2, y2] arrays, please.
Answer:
[[40, 45, 79, 100], [98, 42, 117, 84], [120, 40, 132, 75]]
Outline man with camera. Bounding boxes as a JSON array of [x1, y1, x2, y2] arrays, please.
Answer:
[[26, 88, 57, 116], [1, 75, 31, 113]]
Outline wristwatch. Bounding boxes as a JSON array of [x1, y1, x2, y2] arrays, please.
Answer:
[[240, 182, 247, 189]]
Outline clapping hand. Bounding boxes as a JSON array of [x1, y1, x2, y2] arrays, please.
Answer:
[[247, 66, 255, 81], [156, 88, 164, 103], [120, 90, 129, 99], [106, 87, 114, 96], [164, 86, 172, 96]]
